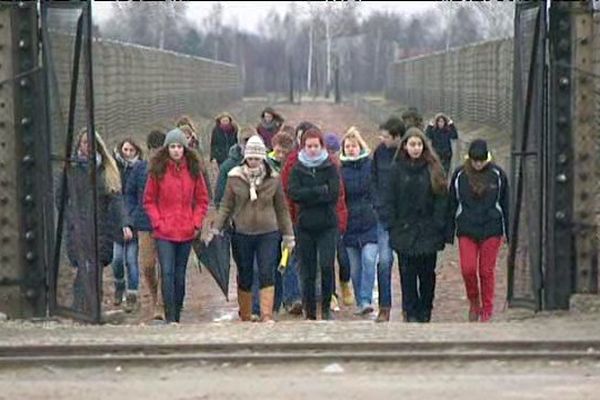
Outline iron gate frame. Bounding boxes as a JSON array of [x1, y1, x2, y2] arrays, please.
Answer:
[[42, 1, 102, 323]]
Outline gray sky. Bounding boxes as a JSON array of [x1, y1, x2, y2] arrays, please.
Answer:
[[92, 1, 436, 33]]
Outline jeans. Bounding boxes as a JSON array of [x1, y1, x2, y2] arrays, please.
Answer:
[[231, 231, 280, 292], [398, 252, 437, 322], [376, 223, 393, 308], [111, 240, 140, 293], [274, 250, 302, 312], [156, 239, 192, 323], [297, 227, 337, 319], [332, 234, 351, 296], [347, 243, 378, 308]]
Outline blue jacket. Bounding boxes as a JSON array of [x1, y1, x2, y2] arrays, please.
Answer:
[[124, 160, 152, 232], [371, 143, 398, 228], [341, 155, 378, 248]]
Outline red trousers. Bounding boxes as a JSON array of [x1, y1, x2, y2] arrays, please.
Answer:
[[458, 236, 502, 322]]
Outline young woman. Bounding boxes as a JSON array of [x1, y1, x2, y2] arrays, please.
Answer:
[[210, 112, 239, 167], [386, 127, 448, 323], [448, 139, 509, 322], [111, 138, 143, 312], [208, 135, 294, 322], [425, 113, 459, 176], [125, 130, 166, 320], [144, 128, 209, 323], [256, 107, 284, 150], [340, 127, 379, 317], [59, 129, 131, 314], [288, 128, 340, 321]]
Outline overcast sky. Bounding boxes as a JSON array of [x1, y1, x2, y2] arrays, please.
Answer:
[[92, 1, 436, 33]]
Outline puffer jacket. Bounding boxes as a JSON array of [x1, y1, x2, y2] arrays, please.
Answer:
[[425, 113, 458, 161], [210, 112, 239, 165], [143, 158, 209, 242], [341, 154, 378, 248], [124, 160, 152, 232]]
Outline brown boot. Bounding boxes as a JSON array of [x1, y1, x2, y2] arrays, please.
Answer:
[[375, 308, 391, 323], [468, 300, 480, 322], [238, 289, 253, 321], [259, 286, 275, 323]]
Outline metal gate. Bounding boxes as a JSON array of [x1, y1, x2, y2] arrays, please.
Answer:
[[42, 2, 102, 323], [507, 2, 547, 310]]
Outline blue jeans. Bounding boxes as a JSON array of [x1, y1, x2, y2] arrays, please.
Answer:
[[274, 250, 302, 312], [376, 223, 393, 308], [347, 243, 378, 308], [156, 239, 192, 323], [111, 240, 140, 292]]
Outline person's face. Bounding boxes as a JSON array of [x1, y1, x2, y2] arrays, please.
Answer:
[[344, 139, 361, 158], [121, 141, 138, 161], [272, 145, 290, 162], [168, 143, 184, 161], [436, 118, 446, 129], [79, 134, 91, 157], [471, 158, 488, 171], [327, 149, 339, 158], [304, 138, 322, 158], [246, 157, 262, 169], [263, 112, 273, 123], [405, 136, 424, 159], [379, 130, 397, 148], [183, 130, 193, 143], [220, 117, 231, 126]]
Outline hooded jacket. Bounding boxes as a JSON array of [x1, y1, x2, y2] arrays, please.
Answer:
[[425, 113, 458, 160], [210, 112, 239, 165]]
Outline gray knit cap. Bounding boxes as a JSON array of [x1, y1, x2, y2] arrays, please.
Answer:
[[163, 128, 188, 149]]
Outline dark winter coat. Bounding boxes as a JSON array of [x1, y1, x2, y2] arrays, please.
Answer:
[[214, 144, 244, 207], [447, 162, 509, 243], [341, 155, 378, 248], [114, 151, 141, 241], [425, 114, 458, 162], [287, 157, 340, 233], [256, 107, 284, 150], [143, 158, 209, 242], [386, 157, 448, 255], [124, 160, 152, 232], [56, 159, 129, 268], [210, 115, 239, 165], [371, 143, 398, 228]]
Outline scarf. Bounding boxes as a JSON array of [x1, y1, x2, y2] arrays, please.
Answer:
[[220, 123, 236, 134], [298, 149, 329, 168], [241, 163, 266, 201], [339, 149, 370, 163], [114, 150, 140, 169], [260, 119, 279, 132]]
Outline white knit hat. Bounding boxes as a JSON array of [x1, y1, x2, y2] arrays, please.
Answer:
[[243, 135, 267, 161]]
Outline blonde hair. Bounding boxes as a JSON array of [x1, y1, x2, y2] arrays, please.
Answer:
[[76, 129, 122, 194], [341, 126, 370, 156]]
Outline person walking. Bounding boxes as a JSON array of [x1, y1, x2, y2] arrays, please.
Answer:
[[210, 112, 239, 167], [448, 139, 509, 322], [425, 113, 459, 176]]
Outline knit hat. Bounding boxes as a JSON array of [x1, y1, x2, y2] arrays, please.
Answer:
[[163, 128, 188, 149], [324, 132, 341, 152], [468, 139, 490, 161], [243, 135, 267, 160]]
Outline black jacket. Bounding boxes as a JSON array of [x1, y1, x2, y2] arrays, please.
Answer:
[[287, 157, 340, 232], [386, 157, 448, 255], [447, 163, 509, 243], [425, 124, 458, 160], [371, 143, 398, 227], [210, 125, 238, 165]]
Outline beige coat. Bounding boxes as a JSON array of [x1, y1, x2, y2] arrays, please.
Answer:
[[213, 166, 293, 237]]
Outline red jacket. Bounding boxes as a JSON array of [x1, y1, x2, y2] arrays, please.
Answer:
[[281, 149, 348, 234], [143, 158, 209, 242]]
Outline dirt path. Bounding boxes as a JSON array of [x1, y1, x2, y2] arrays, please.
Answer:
[[95, 100, 508, 325]]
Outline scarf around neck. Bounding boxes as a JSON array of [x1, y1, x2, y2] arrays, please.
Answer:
[[340, 149, 370, 163], [241, 163, 266, 201], [298, 149, 329, 168]]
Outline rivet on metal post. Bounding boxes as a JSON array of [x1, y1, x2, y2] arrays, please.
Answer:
[[556, 174, 568, 183], [559, 76, 570, 87], [24, 231, 35, 241], [25, 252, 35, 261], [558, 154, 568, 164], [556, 211, 566, 221], [20, 117, 30, 126]]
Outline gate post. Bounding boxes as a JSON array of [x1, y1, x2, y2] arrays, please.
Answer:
[[0, 2, 47, 319], [570, 0, 598, 294]]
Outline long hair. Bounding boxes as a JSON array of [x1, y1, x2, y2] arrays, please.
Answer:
[[149, 146, 201, 180], [394, 127, 447, 194], [116, 137, 144, 160], [176, 115, 197, 134], [75, 129, 122, 194], [463, 158, 491, 198]]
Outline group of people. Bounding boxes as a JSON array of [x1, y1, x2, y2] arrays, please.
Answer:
[[60, 105, 509, 325]]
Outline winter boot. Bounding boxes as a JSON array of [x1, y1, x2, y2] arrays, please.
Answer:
[[340, 281, 354, 306], [237, 289, 253, 321], [124, 292, 138, 313], [259, 286, 275, 323], [375, 308, 391, 323]]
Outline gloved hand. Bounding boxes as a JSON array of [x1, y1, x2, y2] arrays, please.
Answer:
[[203, 228, 220, 246], [282, 235, 296, 251]]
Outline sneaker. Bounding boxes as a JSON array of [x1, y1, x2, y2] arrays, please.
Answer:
[[354, 305, 374, 316], [113, 288, 124, 306], [124, 292, 137, 313], [330, 295, 340, 312]]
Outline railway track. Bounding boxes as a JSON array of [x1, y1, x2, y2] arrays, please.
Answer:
[[1, 340, 600, 367]]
